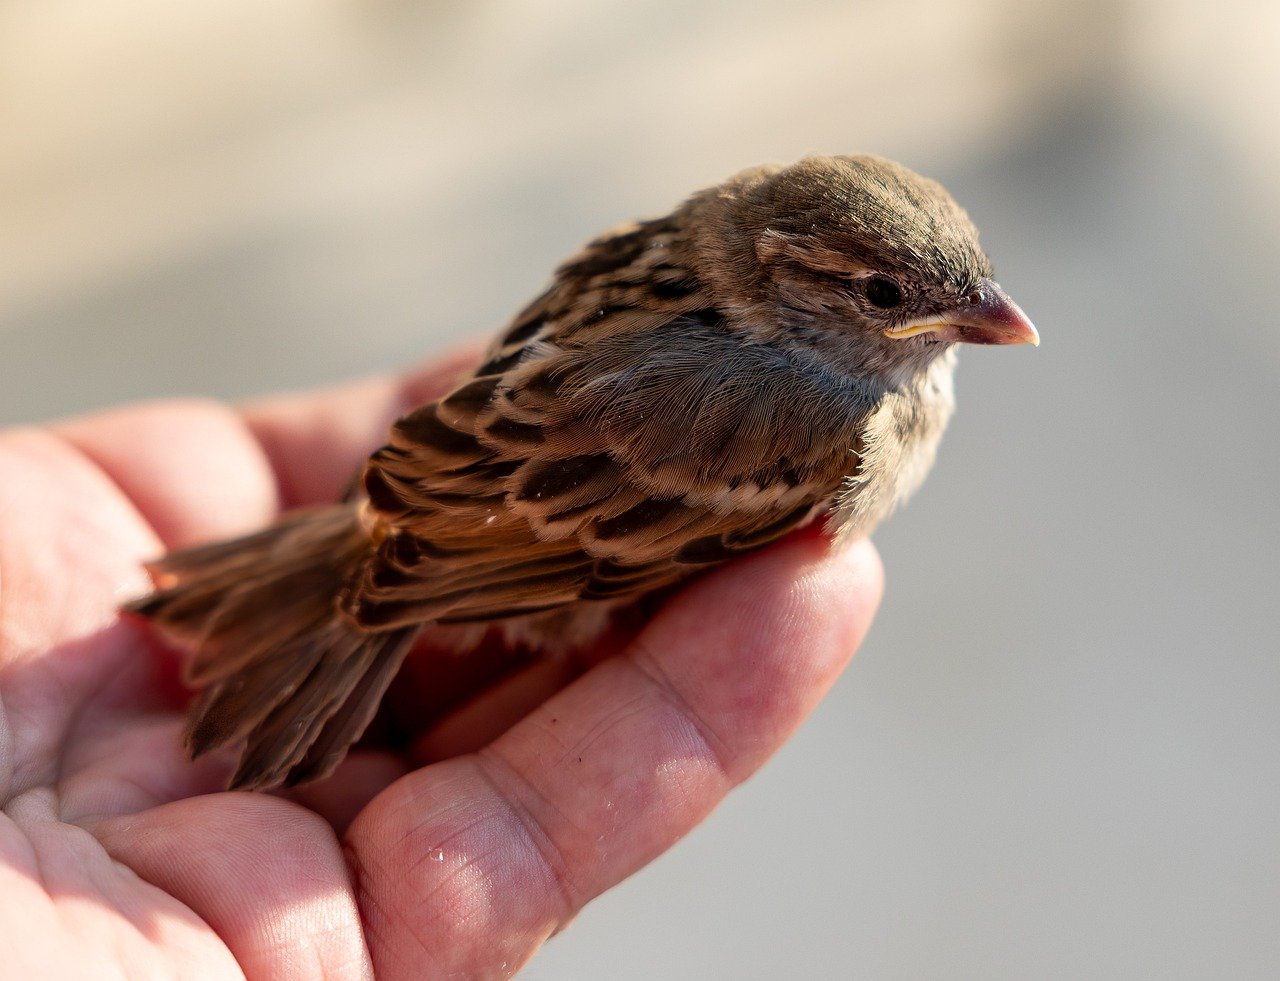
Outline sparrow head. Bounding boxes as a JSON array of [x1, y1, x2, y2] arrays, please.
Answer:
[[695, 154, 1037, 385]]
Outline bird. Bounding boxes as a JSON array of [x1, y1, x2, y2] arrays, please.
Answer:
[[125, 154, 1038, 792]]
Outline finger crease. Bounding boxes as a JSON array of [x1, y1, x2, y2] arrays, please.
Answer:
[[626, 641, 734, 783], [472, 751, 579, 928]]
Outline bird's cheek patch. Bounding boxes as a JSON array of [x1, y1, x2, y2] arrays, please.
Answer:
[[756, 229, 872, 281]]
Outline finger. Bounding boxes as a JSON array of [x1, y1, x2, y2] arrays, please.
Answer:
[[402, 621, 635, 761], [344, 532, 882, 979], [93, 794, 374, 980], [298, 641, 581, 833], [48, 344, 483, 547], [287, 751, 411, 837], [1, 807, 239, 976], [412, 656, 584, 763], [51, 400, 281, 550], [241, 344, 483, 508]]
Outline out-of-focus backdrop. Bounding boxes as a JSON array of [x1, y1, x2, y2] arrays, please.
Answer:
[[4, 1, 1279, 976]]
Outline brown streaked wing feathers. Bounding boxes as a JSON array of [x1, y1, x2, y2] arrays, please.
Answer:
[[349, 222, 868, 632]]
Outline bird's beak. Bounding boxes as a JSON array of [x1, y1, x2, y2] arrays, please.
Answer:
[[883, 278, 1039, 347]]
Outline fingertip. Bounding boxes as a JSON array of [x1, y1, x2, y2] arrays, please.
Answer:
[[94, 794, 372, 979], [53, 398, 280, 548], [628, 531, 883, 784], [649, 528, 883, 666], [398, 344, 486, 408], [807, 534, 885, 645], [240, 344, 484, 508]]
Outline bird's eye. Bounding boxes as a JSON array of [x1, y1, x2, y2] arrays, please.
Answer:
[[864, 275, 903, 309]]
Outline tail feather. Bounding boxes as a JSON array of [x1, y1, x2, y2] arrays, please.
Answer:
[[226, 626, 369, 790], [125, 505, 416, 790], [183, 623, 341, 758], [128, 516, 338, 642], [184, 566, 347, 685], [283, 627, 417, 787]]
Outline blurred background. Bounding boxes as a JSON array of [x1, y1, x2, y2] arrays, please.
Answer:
[[4, 0, 1279, 976]]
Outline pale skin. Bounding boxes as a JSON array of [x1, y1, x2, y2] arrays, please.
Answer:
[[0, 348, 883, 979]]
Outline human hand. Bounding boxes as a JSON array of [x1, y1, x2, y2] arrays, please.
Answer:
[[0, 350, 882, 978]]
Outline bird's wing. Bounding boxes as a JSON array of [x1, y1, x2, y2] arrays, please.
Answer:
[[346, 222, 871, 632], [348, 319, 866, 631]]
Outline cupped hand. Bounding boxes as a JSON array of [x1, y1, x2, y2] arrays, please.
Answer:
[[0, 350, 882, 979]]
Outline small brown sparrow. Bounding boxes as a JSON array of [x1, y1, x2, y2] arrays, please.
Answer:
[[127, 155, 1037, 791]]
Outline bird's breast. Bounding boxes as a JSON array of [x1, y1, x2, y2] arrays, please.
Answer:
[[832, 350, 958, 539]]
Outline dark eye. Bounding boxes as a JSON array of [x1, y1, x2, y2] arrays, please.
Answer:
[[864, 275, 903, 309]]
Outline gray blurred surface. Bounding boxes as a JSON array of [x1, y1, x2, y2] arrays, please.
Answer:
[[4, 1, 1279, 977]]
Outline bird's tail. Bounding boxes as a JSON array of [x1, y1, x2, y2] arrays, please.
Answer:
[[124, 505, 417, 790]]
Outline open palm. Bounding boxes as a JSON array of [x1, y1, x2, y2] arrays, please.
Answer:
[[0, 352, 882, 978]]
